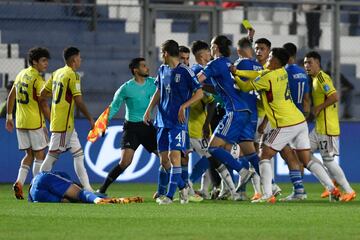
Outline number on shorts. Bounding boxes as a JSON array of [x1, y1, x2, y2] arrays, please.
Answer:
[[201, 138, 208, 149], [16, 82, 29, 104], [319, 141, 328, 150]]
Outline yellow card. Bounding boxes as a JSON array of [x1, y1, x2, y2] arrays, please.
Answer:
[[242, 19, 253, 30]]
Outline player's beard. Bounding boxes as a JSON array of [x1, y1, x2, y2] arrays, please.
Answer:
[[139, 73, 149, 78]]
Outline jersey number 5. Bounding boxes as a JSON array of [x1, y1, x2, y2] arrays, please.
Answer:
[[17, 82, 29, 104]]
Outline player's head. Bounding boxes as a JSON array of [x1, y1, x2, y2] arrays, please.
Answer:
[[191, 40, 211, 64], [304, 51, 322, 77], [63, 47, 81, 69], [28, 47, 50, 72], [254, 38, 271, 65], [179, 45, 190, 66], [237, 37, 253, 58], [161, 39, 179, 64], [283, 42, 297, 63], [129, 57, 149, 77], [266, 47, 289, 70], [211, 35, 232, 58]]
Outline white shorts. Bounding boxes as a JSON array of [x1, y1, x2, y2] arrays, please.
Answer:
[[48, 130, 82, 153], [16, 127, 49, 151], [309, 128, 339, 158], [190, 138, 211, 158], [264, 121, 310, 152]]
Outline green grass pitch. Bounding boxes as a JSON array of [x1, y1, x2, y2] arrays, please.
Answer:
[[1, 183, 359, 240]]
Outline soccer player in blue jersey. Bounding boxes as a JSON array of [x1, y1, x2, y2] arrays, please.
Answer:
[[196, 35, 261, 201], [96, 58, 157, 195], [143, 39, 203, 205], [29, 171, 142, 204]]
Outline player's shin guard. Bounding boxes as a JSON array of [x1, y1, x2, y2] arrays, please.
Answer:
[[16, 164, 30, 185], [157, 166, 170, 196], [307, 160, 335, 191], [323, 157, 353, 193], [216, 164, 236, 194], [289, 170, 305, 194], [73, 150, 93, 191], [78, 189, 99, 203], [190, 156, 209, 183], [208, 147, 244, 172], [32, 159, 43, 177], [259, 159, 273, 197], [40, 152, 59, 172], [166, 166, 182, 199]]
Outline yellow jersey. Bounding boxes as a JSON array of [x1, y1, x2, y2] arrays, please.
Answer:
[[14, 66, 46, 129], [44, 65, 81, 132], [311, 71, 339, 136], [188, 94, 214, 139], [250, 68, 305, 128]]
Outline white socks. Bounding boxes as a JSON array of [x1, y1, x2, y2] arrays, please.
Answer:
[[259, 159, 272, 197], [32, 159, 43, 177], [200, 170, 211, 193], [251, 172, 262, 194], [16, 164, 30, 185], [40, 152, 59, 172], [73, 149, 93, 192], [323, 158, 353, 193], [216, 164, 236, 194], [307, 160, 335, 191]]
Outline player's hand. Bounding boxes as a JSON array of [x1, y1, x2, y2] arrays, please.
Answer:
[[143, 110, 151, 125], [229, 65, 237, 75], [312, 105, 322, 117], [89, 118, 95, 129], [5, 119, 14, 132], [257, 121, 266, 135], [247, 28, 255, 39], [178, 105, 186, 124]]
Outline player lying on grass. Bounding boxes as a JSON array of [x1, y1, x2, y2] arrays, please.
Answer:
[[28, 171, 143, 204]]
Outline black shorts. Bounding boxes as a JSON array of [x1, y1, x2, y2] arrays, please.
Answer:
[[120, 121, 157, 153]]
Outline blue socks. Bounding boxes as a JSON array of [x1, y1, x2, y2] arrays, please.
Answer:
[[190, 156, 209, 183], [208, 147, 244, 172], [289, 170, 305, 194], [166, 166, 185, 199], [157, 166, 170, 196], [245, 152, 260, 175], [78, 190, 98, 203]]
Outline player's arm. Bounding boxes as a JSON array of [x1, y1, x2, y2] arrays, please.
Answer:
[[230, 66, 261, 80], [35, 80, 51, 121], [178, 88, 204, 123], [203, 99, 215, 139], [143, 88, 160, 125], [302, 92, 310, 118], [197, 72, 207, 83], [108, 86, 125, 121], [74, 95, 94, 129], [312, 92, 338, 117], [257, 116, 268, 134], [5, 85, 16, 132], [234, 76, 254, 92]]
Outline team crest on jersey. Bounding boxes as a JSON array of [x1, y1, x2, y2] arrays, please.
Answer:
[[323, 84, 330, 92], [175, 74, 181, 83]]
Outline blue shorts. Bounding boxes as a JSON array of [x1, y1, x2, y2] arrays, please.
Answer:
[[29, 172, 72, 203], [157, 127, 187, 153], [214, 111, 254, 144]]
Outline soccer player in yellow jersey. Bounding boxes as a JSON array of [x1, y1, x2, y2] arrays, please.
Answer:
[[304, 51, 356, 202], [39, 47, 94, 192], [5, 47, 51, 200], [234, 48, 340, 202]]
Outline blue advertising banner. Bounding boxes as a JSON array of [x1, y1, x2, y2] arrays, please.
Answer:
[[1, 119, 359, 183]]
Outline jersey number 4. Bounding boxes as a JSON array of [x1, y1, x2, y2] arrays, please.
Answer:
[[284, 83, 292, 101]]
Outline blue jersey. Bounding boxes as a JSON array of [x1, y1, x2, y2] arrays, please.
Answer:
[[155, 63, 201, 129], [234, 58, 263, 123], [202, 57, 250, 113], [286, 64, 310, 113]]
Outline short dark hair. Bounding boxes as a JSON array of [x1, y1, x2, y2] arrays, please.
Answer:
[[271, 48, 289, 67], [179, 45, 190, 54], [212, 35, 232, 57], [255, 38, 271, 48], [129, 57, 145, 75], [28, 47, 50, 66], [237, 37, 252, 49], [283, 42, 297, 57], [161, 40, 179, 57], [191, 40, 210, 55], [63, 47, 80, 62], [305, 51, 321, 64]]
